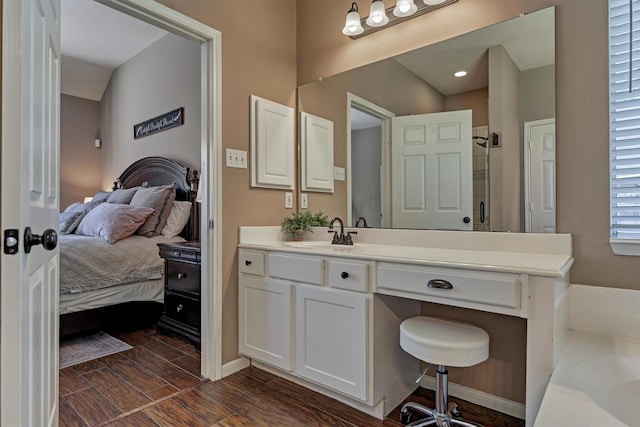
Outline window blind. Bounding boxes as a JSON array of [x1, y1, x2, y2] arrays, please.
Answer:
[[610, 0, 640, 239]]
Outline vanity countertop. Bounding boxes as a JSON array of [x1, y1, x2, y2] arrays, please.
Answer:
[[239, 227, 574, 278]]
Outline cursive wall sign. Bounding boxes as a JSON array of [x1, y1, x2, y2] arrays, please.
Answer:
[[134, 107, 184, 139]]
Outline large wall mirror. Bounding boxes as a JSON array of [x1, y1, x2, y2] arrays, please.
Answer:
[[298, 6, 555, 233]]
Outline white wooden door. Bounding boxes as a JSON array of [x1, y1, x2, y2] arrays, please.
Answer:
[[239, 276, 292, 371], [1, 0, 61, 426], [525, 118, 556, 233], [391, 110, 473, 230], [295, 284, 368, 401]]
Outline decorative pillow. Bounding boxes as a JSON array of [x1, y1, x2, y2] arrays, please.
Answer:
[[59, 211, 82, 235], [130, 184, 177, 237], [63, 198, 106, 234], [107, 187, 140, 204], [91, 190, 112, 203], [162, 201, 192, 238], [75, 203, 154, 243]]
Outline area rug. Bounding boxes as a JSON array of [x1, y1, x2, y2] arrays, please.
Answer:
[[59, 331, 132, 369]]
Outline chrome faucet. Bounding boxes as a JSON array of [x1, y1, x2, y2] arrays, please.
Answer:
[[328, 217, 357, 245], [355, 216, 368, 228]]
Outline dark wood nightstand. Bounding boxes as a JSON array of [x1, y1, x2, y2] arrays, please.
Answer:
[[157, 241, 201, 348]]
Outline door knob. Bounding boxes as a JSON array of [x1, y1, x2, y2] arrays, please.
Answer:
[[24, 227, 58, 253], [463, 216, 471, 224]]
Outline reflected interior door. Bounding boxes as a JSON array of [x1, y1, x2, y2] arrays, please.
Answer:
[[391, 110, 473, 230], [525, 118, 556, 233], [1, 0, 61, 425]]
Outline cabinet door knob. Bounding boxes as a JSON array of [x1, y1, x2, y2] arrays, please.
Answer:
[[176, 304, 184, 313], [341, 271, 349, 279], [245, 260, 252, 266], [177, 273, 187, 279]]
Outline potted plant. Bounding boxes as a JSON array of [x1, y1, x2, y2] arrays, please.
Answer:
[[281, 210, 330, 240]]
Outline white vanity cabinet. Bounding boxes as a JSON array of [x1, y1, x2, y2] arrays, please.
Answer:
[[238, 251, 292, 371], [240, 251, 365, 386], [238, 227, 574, 426], [295, 284, 368, 400]]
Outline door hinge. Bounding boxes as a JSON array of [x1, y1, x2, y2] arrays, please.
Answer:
[[208, 219, 215, 230]]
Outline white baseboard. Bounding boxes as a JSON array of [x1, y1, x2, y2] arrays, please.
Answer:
[[419, 376, 525, 420], [221, 355, 250, 378]]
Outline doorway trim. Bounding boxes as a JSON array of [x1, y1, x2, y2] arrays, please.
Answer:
[[99, 0, 223, 380], [346, 93, 395, 227]]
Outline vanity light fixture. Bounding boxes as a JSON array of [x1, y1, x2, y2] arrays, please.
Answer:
[[343, 0, 457, 39], [454, 70, 467, 77], [342, 2, 364, 36]]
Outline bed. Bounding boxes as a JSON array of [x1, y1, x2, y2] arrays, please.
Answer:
[[59, 156, 199, 338]]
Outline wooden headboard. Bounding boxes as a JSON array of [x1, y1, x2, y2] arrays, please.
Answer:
[[113, 156, 199, 241]]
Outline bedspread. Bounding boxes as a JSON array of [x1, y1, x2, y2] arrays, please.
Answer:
[[60, 234, 182, 295]]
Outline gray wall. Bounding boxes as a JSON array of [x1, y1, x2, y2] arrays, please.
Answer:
[[60, 94, 102, 210], [489, 45, 521, 232], [521, 64, 555, 123], [351, 126, 382, 228], [99, 33, 201, 189]]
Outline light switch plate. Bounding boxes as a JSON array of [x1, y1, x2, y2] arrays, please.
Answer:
[[285, 192, 293, 209], [300, 193, 308, 209], [334, 166, 345, 181], [226, 148, 247, 168]]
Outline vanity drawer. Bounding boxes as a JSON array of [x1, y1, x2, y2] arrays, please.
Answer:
[[377, 263, 520, 308], [239, 250, 265, 276], [268, 253, 323, 285], [327, 259, 369, 293]]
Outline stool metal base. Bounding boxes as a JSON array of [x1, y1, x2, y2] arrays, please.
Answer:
[[400, 366, 482, 427]]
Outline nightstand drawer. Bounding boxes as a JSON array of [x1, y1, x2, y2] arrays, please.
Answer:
[[166, 260, 200, 295], [164, 292, 200, 330], [159, 245, 200, 263]]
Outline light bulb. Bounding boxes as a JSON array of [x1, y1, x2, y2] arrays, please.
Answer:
[[393, 0, 417, 17]]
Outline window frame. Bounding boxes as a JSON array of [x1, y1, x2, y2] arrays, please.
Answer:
[[609, 0, 640, 255]]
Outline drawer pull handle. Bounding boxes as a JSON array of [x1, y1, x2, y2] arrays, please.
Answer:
[[173, 251, 180, 256], [245, 260, 252, 266], [427, 279, 453, 290], [176, 304, 184, 313], [341, 271, 349, 279], [177, 273, 187, 279]]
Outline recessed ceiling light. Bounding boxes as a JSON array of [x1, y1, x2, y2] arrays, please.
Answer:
[[454, 71, 468, 77]]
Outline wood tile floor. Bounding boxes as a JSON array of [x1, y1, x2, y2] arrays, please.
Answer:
[[60, 325, 525, 427]]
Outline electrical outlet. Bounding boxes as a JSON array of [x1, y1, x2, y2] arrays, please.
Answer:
[[285, 192, 293, 209], [300, 193, 308, 209], [226, 148, 247, 168], [334, 166, 345, 181]]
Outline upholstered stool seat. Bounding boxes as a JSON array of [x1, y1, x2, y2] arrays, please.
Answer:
[[399, 316, 489, 427]]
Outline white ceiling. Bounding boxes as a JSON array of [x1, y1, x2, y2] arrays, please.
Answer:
[[61, 0, 168, 101], [394, 7, 555, 96]]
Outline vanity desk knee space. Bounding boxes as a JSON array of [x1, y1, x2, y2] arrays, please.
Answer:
[[238, 226, 573, 427]]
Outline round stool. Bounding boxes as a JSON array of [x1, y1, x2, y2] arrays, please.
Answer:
[[399, 316, 489, 427]]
